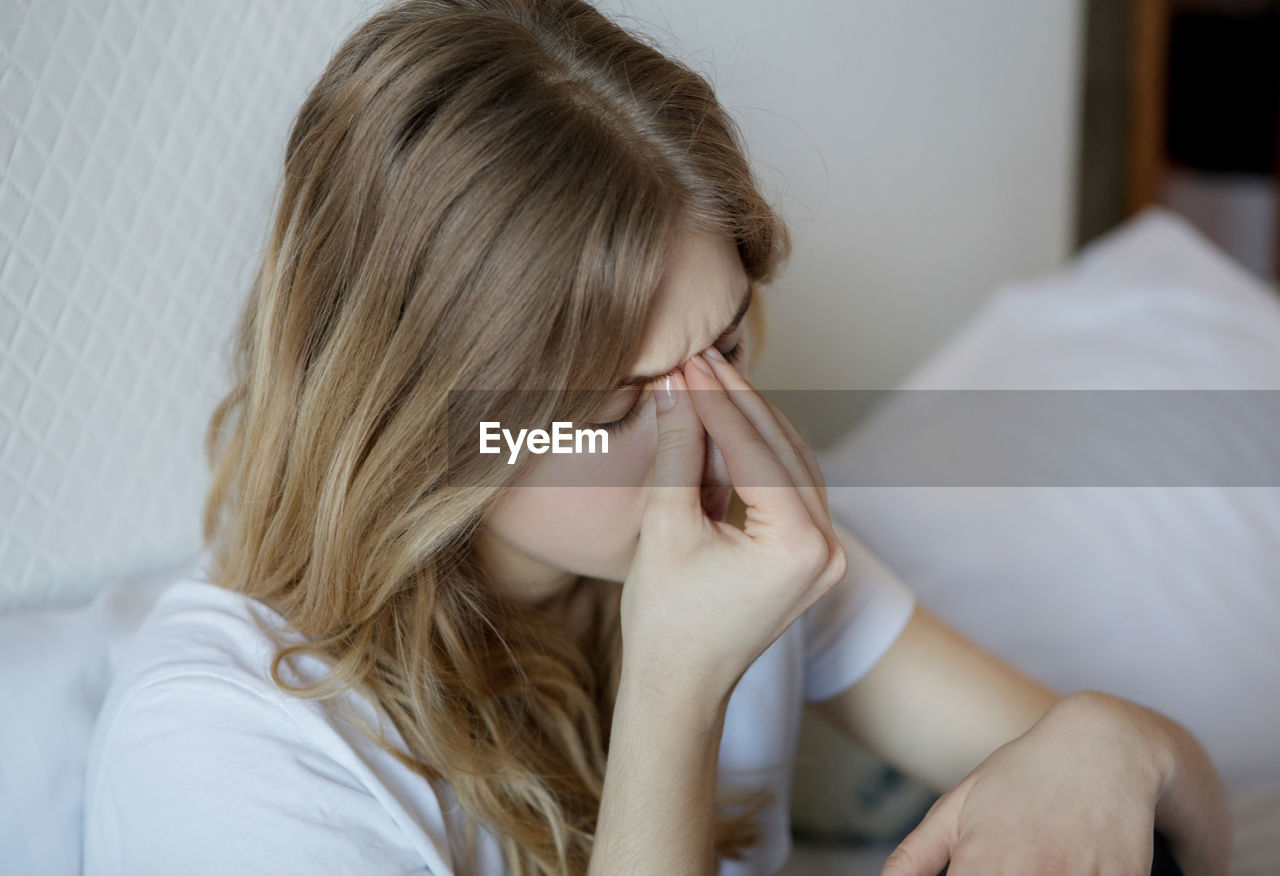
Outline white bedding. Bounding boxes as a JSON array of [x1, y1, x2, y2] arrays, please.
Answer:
[[817, 208, 1280, 874], [0, 559, 188, 875]]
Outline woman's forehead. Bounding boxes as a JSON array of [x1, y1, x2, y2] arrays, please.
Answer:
[[625, 231, 748, 382]]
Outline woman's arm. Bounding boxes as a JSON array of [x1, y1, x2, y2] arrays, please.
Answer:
[[589, 660, 732, 876], [808, 601, 1062, 793], [808, 602, 1231, 874]]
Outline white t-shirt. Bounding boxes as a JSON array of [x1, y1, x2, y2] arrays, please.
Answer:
[[82, 518, 916, 875]]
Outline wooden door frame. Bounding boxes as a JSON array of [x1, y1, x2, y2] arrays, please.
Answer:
[[1126, 0, 1170, 216]]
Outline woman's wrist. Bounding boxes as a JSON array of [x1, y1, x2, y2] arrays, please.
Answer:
[[1049, 690, 1173, 789], [1149, 709, 1233, 876], [617, 655, 735, 733], [1055, 690, 1231, 876], [591, 661, 731, 875]]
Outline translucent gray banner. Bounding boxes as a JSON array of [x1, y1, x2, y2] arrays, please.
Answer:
[[445, 389, 1280, 487]]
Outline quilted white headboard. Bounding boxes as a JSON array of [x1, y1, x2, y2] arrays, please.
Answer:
[[0, 0, 373, 611]]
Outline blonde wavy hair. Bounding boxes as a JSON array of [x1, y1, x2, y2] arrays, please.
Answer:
[[201, 0, 791, 872]]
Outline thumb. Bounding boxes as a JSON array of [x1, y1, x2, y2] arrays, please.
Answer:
[[647, 369, 706, 524], [879, 790, 960, 876]]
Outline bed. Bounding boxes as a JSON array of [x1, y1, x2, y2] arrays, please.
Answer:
[[788, 207, 1280, 875]]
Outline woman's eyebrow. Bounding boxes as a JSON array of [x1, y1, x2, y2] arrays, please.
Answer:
[[616, 283, 753, 388]]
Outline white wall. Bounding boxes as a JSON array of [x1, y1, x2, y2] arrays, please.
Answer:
[[0, 0, 1083, 609], [0, 0, 372, 609], [597, 0, 1085, 444]]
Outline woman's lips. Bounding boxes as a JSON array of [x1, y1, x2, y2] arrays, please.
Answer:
[[701, 484, 731, 522]]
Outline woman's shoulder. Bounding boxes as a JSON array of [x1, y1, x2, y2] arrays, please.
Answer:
[[104, 569, 296, 705], [86, 571, 337, 791], [83, 570, 463, 874], [90, 566, 379, 776]]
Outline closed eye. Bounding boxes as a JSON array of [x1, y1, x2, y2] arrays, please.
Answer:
[[591, 340, 743, 435]]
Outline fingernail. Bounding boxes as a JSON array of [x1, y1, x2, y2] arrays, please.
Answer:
[[656, 374, 676, 411], [704, 346, 724, 362], [689, 353, 712, 376]]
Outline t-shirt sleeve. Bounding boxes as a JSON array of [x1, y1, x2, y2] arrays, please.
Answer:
[[801, 514, 918, 703], [83, 672, 446, 876]]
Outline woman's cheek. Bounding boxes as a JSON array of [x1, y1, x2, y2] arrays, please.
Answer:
[[606, 397, 659, 483]]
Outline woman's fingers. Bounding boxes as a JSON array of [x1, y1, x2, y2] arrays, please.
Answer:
[[646, 370, 711, 529], [880, 788, 962, 876], [756, 391, 831, 519], [698, 347, 833, 530], [680, 354, 815, 537]]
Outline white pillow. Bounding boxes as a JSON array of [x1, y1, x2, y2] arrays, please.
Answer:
[[0, 556, 199, 876], [817, 207, 1280, 870]]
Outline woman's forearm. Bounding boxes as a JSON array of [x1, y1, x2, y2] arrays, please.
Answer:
[[588, 664, 732, 875]]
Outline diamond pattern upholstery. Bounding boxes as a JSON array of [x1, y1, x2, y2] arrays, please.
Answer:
[[1, 0, 369, 610]]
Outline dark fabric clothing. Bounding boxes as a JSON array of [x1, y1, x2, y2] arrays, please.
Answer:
[[935, 829, 1184, 876]]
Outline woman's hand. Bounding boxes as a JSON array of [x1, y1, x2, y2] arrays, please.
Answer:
[[879, 691, 1227, 876], [618, 347, 848, 705]]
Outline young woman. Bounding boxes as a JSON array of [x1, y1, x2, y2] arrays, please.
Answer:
[[82, 1, 1231, 874]]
